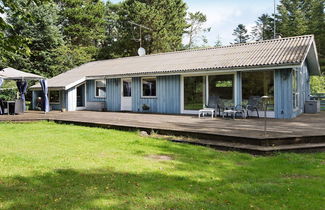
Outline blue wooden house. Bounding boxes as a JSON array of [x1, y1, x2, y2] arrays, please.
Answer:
[[31, 35, 321, 119]]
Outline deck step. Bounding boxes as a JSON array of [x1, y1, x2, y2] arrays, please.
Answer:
[[171, 139, 325, 154]]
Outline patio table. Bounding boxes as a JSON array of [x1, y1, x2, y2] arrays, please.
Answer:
[[199, 108, 215, 118], [222, 109, 238, 119]]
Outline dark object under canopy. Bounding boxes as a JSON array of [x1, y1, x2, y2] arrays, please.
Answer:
[[0, 67, 49, 113]]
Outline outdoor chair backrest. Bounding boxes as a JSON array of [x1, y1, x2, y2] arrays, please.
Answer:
[[207, 95, 220, 108], [247, 96, 261, 110]]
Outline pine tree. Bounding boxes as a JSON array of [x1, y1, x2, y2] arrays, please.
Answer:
[[56, 0, 106, 47], [276, 0, 325, 76], [109, 0, 188, 56], [251, 14, 274, 41], [54, 0, 106, 63], [5, 1, 68, 77], [0, 0, 43, 66], [232, 24, 250, 44]]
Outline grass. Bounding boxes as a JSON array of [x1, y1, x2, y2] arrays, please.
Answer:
[[0, 122, 324, 209]]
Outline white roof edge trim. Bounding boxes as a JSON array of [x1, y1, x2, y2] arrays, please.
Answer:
[[301, 39, 321, 76], [301, 38, 313, 64], [65, 77, 86, 90], [311, 40, 321, 75], [2, 77, 45, 80], [30, 87, 65, 90]]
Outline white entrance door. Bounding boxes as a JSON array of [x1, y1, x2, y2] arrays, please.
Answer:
[[121, 78, 132, 111]]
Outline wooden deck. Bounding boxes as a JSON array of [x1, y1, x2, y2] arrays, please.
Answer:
[[1, 111, 325, 153]]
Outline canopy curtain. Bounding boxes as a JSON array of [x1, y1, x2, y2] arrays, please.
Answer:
[[40, 79, 50, 113], [16, 80, 28, 111], [0, 78, 3, 114]]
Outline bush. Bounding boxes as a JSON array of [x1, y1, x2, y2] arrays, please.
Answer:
[[310, 76, 325, 94], [0, 89, 17, 101]]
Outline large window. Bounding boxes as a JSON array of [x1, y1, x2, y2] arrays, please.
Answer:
[[95, 80, 106, 98], [184, 76, 205, 110], [142, 77, 156, 97], [49, 91, 60, 104], [242, 71, 274, 110], [208, 74, 234, 105], [292, 70, 299, 109]]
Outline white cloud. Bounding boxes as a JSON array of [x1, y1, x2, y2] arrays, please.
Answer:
[[185, 1, 274, 46]]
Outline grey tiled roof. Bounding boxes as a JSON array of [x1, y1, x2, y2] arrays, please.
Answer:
[[32, 35, 318, 89]]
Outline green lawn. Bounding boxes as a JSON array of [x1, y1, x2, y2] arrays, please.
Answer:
[[0, 122, 324, 209]]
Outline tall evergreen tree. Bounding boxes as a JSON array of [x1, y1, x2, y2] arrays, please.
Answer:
[[276, 0, 325, 76], [54, 0, 106, 64], [277, 0, 308, 36], [251, 14, 274, 41], [232, 24, 250, 44], [5, 1, 67, 77], [56, 0, 106, 47], [97, 1, 121, 59], [109, 0, 188, 56], [0, 0, 44, 66]]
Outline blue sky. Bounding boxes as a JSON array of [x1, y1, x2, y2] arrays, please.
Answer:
[[110, 0, 277, 46]]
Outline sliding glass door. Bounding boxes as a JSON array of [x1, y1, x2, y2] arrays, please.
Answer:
[[184, 76, 205, 110], [208, 75, 234, 106], [183, 74, 235, 112]]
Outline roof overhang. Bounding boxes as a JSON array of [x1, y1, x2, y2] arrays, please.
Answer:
[[86, 64, 301, 80], [30, 77, 86, 91]]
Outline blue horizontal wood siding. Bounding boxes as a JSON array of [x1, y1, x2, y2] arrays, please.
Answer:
[[107, 78, 121, 111], [132, 75, 181, 114], [86, 80, 106, 102]]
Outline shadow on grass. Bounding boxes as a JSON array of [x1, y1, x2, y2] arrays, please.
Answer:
[[0, 168, 227, 209]]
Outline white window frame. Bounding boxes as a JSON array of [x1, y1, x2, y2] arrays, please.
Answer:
[[141, 77, 157, 98], [292, 69, 299, 111], [49, 90, 60, 104], [180, 72, 236, 114], [95, 80, 106, 98]]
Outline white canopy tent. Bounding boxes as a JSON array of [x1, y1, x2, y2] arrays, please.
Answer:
[[0, 67, 45, 80], [0, 67, 49, 114]]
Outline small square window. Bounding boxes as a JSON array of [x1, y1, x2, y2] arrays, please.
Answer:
[[49, 91, 60, 104], [95, 80, 106, 98], [142, 77, 156, 97]]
